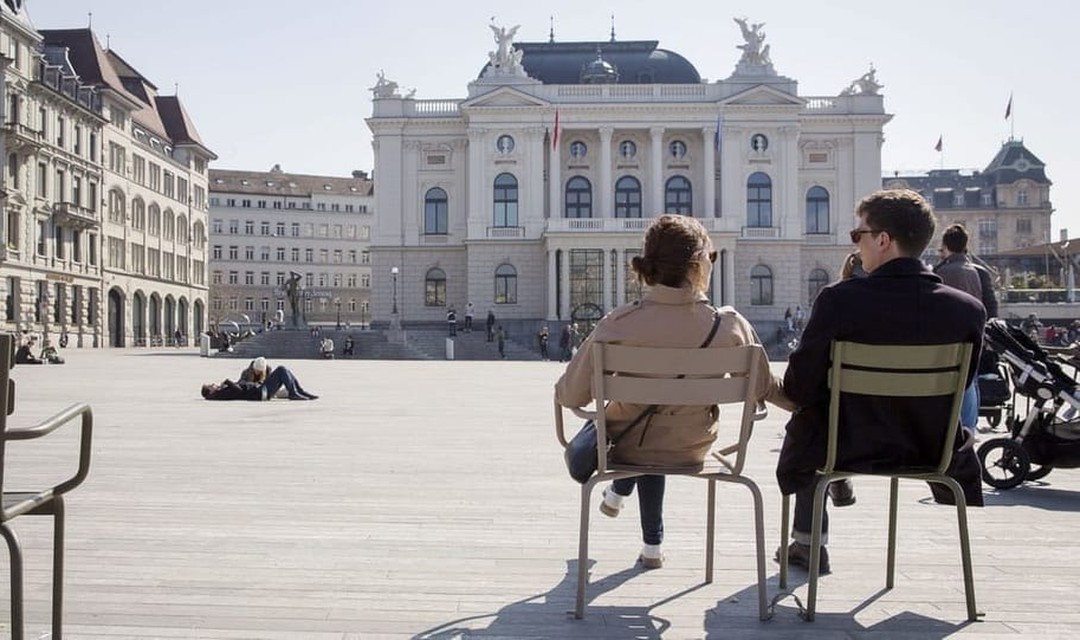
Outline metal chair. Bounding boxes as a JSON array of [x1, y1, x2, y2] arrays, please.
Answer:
[[0, 333, 94, 639], [555, 342, 770, 620], [777, 340, 980, 622]]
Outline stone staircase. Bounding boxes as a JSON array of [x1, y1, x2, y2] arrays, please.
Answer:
[[400, 327, 543, 361], [218, 328, 429, 361]]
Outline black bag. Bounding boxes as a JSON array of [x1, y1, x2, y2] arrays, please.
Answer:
[[563, 308, 723, 484]]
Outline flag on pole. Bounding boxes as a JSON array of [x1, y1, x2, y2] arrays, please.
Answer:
[[551, 109, 560, 150], [714, 111, 723, 151], [1005, 93, 1013, 120], [934, 135, 943, 152]]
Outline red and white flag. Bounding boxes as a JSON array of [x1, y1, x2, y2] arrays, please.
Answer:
[[934, 135, 943, 152], [1005, 93, 1013, 120], [551, 109, 560, 150]]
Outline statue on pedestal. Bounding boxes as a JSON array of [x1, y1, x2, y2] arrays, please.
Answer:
[[370, 70, 401, 98], [734, 17, 772, 67], [840, 65, 884, 96], [285, 271, 303, 328]]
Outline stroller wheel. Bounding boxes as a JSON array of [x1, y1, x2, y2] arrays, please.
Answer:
[[1027, 464, 1053, 481], [978, 438, 1030, 490]]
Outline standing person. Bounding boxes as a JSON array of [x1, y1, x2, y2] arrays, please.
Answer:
[[794, 305, 806, 332], [777, 189, 984, 574], [465, 302, 475, 333], [496, 325, 506, 359], [935, 224, 987, 434], [447, 306, 457, 337], [784, 307, 793, 332], [486, 310, 496, 342], [537, 324, 550, 360], [556, 214, 789, 569], [559, 323, 572, 362]]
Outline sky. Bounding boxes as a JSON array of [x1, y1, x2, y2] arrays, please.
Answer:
[[23, 0, 1080, 235]]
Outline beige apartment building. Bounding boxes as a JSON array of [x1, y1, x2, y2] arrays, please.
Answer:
[[207, 167, 374, 328], [0, 2, 216, 348]]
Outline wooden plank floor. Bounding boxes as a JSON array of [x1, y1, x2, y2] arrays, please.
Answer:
[[0, 349, 1076, 638]]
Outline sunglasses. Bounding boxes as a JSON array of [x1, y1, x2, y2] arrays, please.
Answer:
[[849, 228, 880, 244]]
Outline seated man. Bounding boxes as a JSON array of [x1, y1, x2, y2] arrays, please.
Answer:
[[201, 365, 318, 401], [15, 339, 43, 365], [777, 189, 985, 574]]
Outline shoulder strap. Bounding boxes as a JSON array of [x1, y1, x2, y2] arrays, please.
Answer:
[[699, 307, 722, 348]]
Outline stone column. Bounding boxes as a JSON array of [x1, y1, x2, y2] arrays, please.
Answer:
[[547, 248, 558, 320], [723, 249, 736, 307], [598, 127, 613, 217], [602, 248, 613, 313], [702, 127, 716, 218], [559, 248, 571, 320], [615, 249, 626, 304], [549, 127, 561, 219], [650, 127, 665, 215]]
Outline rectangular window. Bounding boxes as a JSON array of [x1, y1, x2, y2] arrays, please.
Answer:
[[132, 155, 145, 184], [276, 247, 285, 261], [305, 248, 313, 262], [291, 223, 300, 237], [260, 272, 270, 285], [276, 222, 286, 236], [7, 152, 17, 189], [71, 285, 81, 324], [163, 171, 175, 198], [72, 229, 82, 262], [72, 176, 81, 207], [569, 249, 604, 311], [291, 248, 299, 262], [319, 249, 327, 263], [244, 271, 254, 285], [260, 221, 271, 236], [88, 233, 97, 265], [6, 277, 19, 322], [37, 162, 46, 197], [37, 220, 48, 256], [245, 246, 254, 260], [228, 271, 238, 284], [1017, 218, 1032, 234], [149, 162, 161, 191], [55, 169, 65, 202], [229, 219, 239, 234], [5, 210, 19, 251], [88, 288, 98, 325], [54, 225, 64, 259], [245, 220, 254, 234]]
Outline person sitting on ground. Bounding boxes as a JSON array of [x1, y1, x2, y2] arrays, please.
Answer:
[[556, 214, 791, 570], [15, 339, 43, 365], [776, 189, 984, 575], [40, 338, 64, 364], [201, 365, 318, 401], [342, 335, 355, 357]]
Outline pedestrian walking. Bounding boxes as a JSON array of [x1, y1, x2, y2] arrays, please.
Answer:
[[537, 324, 550, 360], [496, 325, 506, 359], [465, 302, 474, 333]]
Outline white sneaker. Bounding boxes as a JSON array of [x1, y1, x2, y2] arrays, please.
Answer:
[[639, 543, 664, 569], [599, 487, 624, 518]]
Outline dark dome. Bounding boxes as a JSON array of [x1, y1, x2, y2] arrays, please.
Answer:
[[581, 49, 619, 84], [478, 40, 701, 85]]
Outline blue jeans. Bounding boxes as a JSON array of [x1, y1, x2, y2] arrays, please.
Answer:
[[961, 381, 979, 429], [262, 366, 301, 398], [611, 475, 665, 545]]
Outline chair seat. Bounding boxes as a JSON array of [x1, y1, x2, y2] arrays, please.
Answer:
[[3, 491, 58, 518]]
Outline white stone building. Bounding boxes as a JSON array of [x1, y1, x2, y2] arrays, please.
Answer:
[[207, 167, 374, 328], [366, 22, 891, 333]]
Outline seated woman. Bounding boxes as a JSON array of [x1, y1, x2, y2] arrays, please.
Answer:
[[201, 365, 318, 401], [555, 214, 790, 569], [40, 339, 65, 364], [14, 341, 43, 365]]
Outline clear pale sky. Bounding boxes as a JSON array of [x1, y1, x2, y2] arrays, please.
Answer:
[[24, 0, 1080, 236]]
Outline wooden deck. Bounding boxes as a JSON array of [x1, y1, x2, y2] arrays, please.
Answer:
[[1, 350, 1077, 638]]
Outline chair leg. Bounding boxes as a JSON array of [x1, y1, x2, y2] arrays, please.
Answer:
[[779, 493, 790, 590], [53, 497, 66, 638], [575, 479, 597, 620], [887, 477, 899, 589], [705, 479, 716, 584], [1, 523, 24, 640], [940, 477, 980, 622], [740, 478, 769, 621], [806, 477, 831, 622]]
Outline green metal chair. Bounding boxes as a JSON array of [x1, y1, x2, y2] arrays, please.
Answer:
[[777, 340, 980, 622], [0, 333, 94, 639], [555, 342, 771, 620]]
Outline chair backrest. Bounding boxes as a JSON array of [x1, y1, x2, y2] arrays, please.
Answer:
[[591, 341, 767, 475], [825, 341, 973, 475]]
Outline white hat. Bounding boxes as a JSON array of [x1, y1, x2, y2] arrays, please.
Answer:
[[251, 357, 268, 372]]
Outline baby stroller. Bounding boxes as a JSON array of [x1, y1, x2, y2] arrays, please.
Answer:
[[977, 319, 1080, 489], [976, 347, 1013, 429]]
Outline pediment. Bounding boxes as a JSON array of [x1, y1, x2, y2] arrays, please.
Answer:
[[462, 87, 548, 109], [721, 85, 804, 107]]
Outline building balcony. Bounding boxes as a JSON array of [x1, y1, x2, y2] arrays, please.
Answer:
[[546, 217, 654, 233], [52, 202, 100, 229], [2, 122, 45, 149], [486, 226, 525, 239], [741, 226, 780, 239]]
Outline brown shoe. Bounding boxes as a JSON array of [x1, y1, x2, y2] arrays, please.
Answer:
[[828, 479, 856, 507], [776, 542, 831, 575]]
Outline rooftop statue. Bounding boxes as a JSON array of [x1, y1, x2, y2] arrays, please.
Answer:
[[840, 65, 884, 96], [487, 23, 526, 75], [370, 70, 401, 98], [734, 17, 771, 67]]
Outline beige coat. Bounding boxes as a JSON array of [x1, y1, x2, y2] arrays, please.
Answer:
[[555, 285, 791, 467]]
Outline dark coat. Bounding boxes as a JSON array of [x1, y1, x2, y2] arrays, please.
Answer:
[[972, 262, 999, 318], [206, 379, 264, 401], [777, 258, 986, 504]]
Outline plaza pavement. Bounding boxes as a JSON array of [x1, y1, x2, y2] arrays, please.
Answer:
[[1, 350, 1078, 639]]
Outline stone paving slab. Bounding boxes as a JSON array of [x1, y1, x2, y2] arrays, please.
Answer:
[[0, 350, 1077, 638]]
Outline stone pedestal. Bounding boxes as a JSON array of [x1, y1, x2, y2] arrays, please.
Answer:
[[386, 314, 404, 343]]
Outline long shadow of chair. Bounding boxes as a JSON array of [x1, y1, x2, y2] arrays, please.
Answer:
[[777, 340, 980, 622], [555, 342, 771, 620], [0, 333, 94, 639]]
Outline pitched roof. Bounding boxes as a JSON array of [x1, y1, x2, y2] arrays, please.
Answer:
[[983, 140, 1050, 185], [208, 168, 373, 198], [156, 96, 213, 157]]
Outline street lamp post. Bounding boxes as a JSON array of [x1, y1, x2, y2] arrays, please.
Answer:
[[391, 266, 399, 315], [335, 298, 342, 329]]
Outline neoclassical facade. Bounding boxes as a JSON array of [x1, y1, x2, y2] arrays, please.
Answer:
[[366, 22, 890, 329]]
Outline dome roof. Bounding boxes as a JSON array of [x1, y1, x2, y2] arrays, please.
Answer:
[[478, 40, 701, 85], [580, 49, 619, 84]]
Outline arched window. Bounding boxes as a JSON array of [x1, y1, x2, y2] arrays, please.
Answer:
[[665, 176, 692, 215], [750, 264, 773, 306], [808, 268, 830, 303], [176, 214, 189, 243], [424, 188, 448, 235], [192, 221, 206, 248], [131, 198, 145, 230], [806, 186, 830, 234], [565, 176, 592, 219], [614, 176, 642, 219], [163, 209, 175, 240], [424, 267, 446, 307], [493, 173, 518, 227], [148, 204, 161, 236], [108, 190, 125, 224], [494, 264, 517, 304], [747, 172, 772, 228]]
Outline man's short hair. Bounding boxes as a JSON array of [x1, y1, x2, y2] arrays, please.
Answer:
[[856, 189, 937, 257], [201, 384, 215, 399], [942, 224, 969, 254]]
